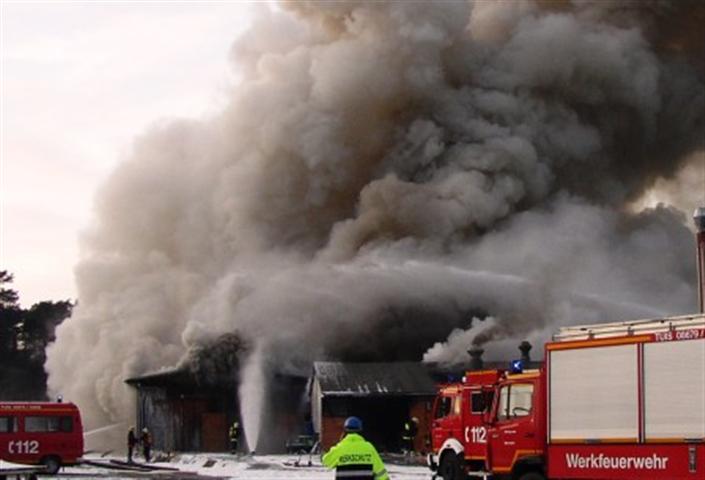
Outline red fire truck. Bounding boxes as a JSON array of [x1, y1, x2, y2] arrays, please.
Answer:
[[428, 314, 705, 479], [0, 402, 84, 474]]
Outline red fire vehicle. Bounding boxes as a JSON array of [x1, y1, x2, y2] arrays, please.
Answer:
[[428, 314, 705, 479], [0, 402, 84, 474]]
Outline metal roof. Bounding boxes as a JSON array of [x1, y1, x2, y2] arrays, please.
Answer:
[[124, 368, 194, 387], [313, 361, 437, 397]]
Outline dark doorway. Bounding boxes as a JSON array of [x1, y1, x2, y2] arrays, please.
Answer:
[[349, 397, 409, 452]]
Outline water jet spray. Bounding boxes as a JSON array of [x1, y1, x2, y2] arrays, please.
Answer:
[[238, 342, 268, 454]]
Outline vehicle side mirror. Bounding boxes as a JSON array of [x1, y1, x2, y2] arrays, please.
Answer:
[[483, 409, 493, 425]]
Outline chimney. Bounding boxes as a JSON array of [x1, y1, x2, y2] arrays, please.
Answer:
[[518, 341, 532, 364], [467, 346, 484, 371], [694, 207, 705, 313]]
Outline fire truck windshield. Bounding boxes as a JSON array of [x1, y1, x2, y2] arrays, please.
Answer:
[[497, 384, 534, 421]]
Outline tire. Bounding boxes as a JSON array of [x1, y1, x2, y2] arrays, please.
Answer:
[[40, 456, 61, 475], [438, 452, 463, 480], [518, 472, 546, 480]]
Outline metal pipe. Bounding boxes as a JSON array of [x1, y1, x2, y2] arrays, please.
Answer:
[[518, 341, 532, 364], [467, 346, 484, 371], [693, 207, 705, 313]]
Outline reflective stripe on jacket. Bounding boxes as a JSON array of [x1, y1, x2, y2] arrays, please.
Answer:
[[322, 433, 389, 480], [401, 422, 412, 440], [402, 421, 418, 440]]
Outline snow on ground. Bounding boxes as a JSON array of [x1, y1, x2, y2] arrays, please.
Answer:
[[178, 453, 431, 478], [52, 453, 433, 479]]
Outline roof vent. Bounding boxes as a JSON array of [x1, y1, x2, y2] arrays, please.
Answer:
[[693, 207, 705, 232], [467, 346, 484, 371], [518, 341, 532, 364]]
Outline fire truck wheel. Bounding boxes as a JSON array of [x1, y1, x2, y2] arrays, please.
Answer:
[[40, 456, 61, 474], [518, 472, 545, 480], [438, 452, 463, 480]]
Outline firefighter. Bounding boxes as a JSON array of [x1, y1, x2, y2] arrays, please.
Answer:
[[322, 416, 389, 480], [127, 426, 138, 463], [141, 427, 152, 462], [401, 416, 419, 461], [228, 419, 240, 454]]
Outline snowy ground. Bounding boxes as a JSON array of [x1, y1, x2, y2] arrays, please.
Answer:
[[48, 453, 433, 479]]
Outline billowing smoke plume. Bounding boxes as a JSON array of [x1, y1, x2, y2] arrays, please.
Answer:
[[46, 0, 704, 447]]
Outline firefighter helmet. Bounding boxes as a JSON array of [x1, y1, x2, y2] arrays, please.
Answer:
[[343, 416, 363, 432]]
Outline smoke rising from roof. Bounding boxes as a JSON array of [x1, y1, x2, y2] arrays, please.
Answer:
[[46, 0, 703, 444]]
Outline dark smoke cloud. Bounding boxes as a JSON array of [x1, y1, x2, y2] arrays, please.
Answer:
[[179, 333, 246, 387], [46, 0, 703, 446]]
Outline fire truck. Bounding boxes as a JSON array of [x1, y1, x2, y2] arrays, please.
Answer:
[[428, 314, 705, 480], [0, 401, 84, 474]]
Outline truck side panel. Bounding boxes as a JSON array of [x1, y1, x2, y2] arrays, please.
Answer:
[[547, 322, 705, 479], [548, 444, 704, 479], [643, 339, 705, 440], [549, 344, 638, 442]]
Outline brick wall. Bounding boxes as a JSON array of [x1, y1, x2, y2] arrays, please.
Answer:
[[319, 396, 436, 453], [409, 397, 434, 454], [320, 415, 346, 451]]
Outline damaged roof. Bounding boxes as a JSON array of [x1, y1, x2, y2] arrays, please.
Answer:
[[124, 368, 194, 388], [313, 362, 437, 397]]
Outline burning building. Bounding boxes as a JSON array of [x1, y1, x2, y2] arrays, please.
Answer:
[[123, 333, 246, 453], [125, 368, 238, 452], [310, 361, 437, 452]]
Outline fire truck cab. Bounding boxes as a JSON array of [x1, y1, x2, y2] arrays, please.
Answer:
[[429, 368, 545, 479], [0, 402, 84, 474], [428, 314, 705, 480], [430, 370, 499, 473]]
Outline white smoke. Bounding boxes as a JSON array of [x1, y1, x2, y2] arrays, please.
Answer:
[[632, 150, 705, 215], [423, 316, 499, 366], [45, 0, 703, 448]]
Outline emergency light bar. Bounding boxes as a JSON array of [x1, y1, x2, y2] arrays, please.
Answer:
[[510, 360, 524, 373]]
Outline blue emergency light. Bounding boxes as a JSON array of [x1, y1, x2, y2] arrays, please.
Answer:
[[510, 359, 524, 373]]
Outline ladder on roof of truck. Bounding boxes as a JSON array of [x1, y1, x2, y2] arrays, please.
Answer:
[[553, 313, 705, 341]]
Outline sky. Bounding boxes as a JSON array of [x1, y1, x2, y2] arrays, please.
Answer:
[[1, 2, 256, 307]]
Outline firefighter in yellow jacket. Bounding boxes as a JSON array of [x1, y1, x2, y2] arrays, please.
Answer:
[[322, 416, 389, 480]]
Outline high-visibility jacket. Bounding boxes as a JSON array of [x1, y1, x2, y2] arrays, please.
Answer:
[[322, 433, 389, 480]]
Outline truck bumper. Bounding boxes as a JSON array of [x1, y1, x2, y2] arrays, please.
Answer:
[[427, 453, 438, 471]]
